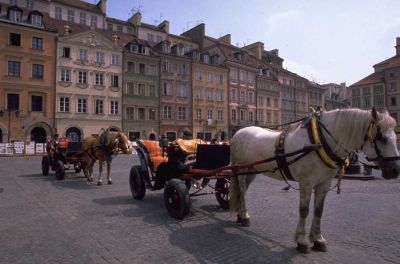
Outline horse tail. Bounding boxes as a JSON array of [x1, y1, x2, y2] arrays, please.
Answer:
[[229, 172, 240, 215]]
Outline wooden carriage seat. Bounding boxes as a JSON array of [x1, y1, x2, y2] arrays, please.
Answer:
[[142, 140, 168, 171], [176, 139, 205, 154]]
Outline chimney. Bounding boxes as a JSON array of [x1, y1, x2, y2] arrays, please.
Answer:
[[128, 11, 142, 26], [97, 0, 107, 14], [396, 37, 400, 55], [271, 49, 279, 56], [242, 42, 264, 59], [158, 20, 169, 33], [219, 34, 231, 44]]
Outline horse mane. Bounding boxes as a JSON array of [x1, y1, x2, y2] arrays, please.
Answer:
[[328, 108, 396, 152]]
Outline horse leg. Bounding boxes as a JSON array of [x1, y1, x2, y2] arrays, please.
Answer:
[[236, 172, 256, 226], [295, 182, 313, 253], [310, 180, 330, 252], [97, 160, 103, 186], [82, 155, 90, 182], [88, 159, 95, 182], [107, 160, 112, 184]]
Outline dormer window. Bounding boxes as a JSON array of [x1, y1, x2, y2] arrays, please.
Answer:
[[162, 42, 171, 53], [234, 52, 242, 62], [177, 46, 184, 56], [131, 44, 138, 53], [30, 13, 43, 26], [202, 54, 209, 64], [211, 54, 220, 65], [258, 68, 263, 76], [8, 6, 22, 22], [193, 51, 200, 61]]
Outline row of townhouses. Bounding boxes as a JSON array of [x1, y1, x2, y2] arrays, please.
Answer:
[[0, 0, 349, 143]]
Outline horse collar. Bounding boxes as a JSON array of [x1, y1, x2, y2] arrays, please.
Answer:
[[275, 125, 296, 181], [307, 115, 349, 169]]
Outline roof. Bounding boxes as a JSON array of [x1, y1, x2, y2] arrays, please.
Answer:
[[215, 42, 261, 68], [373, 55, 400, 68], [52, 0, 104, 15], [140, 22, 166, 33], [106, 17, 133, 27], [350, 72, 384, 87]]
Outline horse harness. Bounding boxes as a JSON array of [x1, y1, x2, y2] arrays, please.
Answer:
[[274, 113, 350, 185]]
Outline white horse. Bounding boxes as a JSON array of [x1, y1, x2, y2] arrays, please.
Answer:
[[229, 107, 400, 253]]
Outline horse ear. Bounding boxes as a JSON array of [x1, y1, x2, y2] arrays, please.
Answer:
[[371, 106, 380, 121]]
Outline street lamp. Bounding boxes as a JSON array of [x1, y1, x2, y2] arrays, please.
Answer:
[[0, 109, 20, 143]]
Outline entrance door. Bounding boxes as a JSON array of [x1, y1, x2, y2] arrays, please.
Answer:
[[66, 127, 81, 142], [30, 127, 47, 143], [149, 133, 156, 140]]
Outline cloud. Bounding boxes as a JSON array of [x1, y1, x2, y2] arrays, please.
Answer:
[[266, 10, 301, 32], [283, 58, 324, 83]]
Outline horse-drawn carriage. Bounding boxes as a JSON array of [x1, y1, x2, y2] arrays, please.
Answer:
[[129, 138, 231, 219], [41, 138, 84, 180]]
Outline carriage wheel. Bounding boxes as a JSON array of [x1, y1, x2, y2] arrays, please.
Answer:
[[55, 160, 65, 180], [164, 179, 190, 219], [215, 178, 230, 210], [129, 165, 146, 200], [74, 163, 82, 174], [42, 156, 50, 176]]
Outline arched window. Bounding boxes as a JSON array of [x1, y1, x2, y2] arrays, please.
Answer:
[[66, 127, 81, 142]]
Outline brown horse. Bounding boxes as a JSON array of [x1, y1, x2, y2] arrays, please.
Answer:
[[82, 130, 131, 185]]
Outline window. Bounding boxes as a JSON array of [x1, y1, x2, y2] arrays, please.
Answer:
[[390, 82, 397, 92], [156, 35, 162, 43], [196, 109, 202, 120], [373, 85, 384, 94], [207, 72, 213, 82], [26, 0, 33, 9], [111, 74, 119, 87], [240, 90, 245, 102], [95, 99, 103, 114], [127, 61, 134, 73], [164, 60, 173, 73], [258, 110, 264, 122], [177, 107, 186, 120], [111, 54, 120, 65], [8, 61, 20, 76], [248, 92, 254, 104], [266, 97, 271, 107], [91, 15, 97, 28], [9, 9, 22, 22], [32, 37, 43, 49], [239, 70, 246, 82], [147, 33, 154, 42], [138, 108, 145, 120], [149, 85, 155, 97], [59, 97, 70, 112], [127, 83, 134, 95], [9, 33, 21, 46], [149, 109, 156, 120], [60, 68, 70, 82], [95, 73, 104, 85], [391, 96, 397, 106], [248, 72, 254, 84], [79, 12, 86, 24], [107, 23, 113, 31], [163, 82, 173, 96], [67, 9, 74, 23], [217, 74, 224, 84], [163, 106, 172, 119], [267, 112, 271, 122], [177, 64, 188, 75], [32, 64, 44, 79], [139, 63, 145, 75], [79, 49, 88, 61], [218, 110, 223, 121], [240, 110, 246, 121], [274, 112, 278, 123], [31, 95, 43, 112], [177, 84, 186, 97], [7, 93, 19, 110], [127, 27, 133, 34], [207, 89, 213, 101], [231, 109, 237, 121], [62, 47, 70, 58], [230, 68, 237, 80], [137, 84, 145, 96], [95, 52, 104, 63], [207, 109, 213, 120], [196, 87, 203, 99], [55, 7, 62, 19], [196, 71, 203, 81], [274, 99, 278, 108], [249, 111, 254, 122], [258, 96, 263, 106], [126, 107, 134, 120], [216, 89, 223, 101], [230, 88, 237, 101], [110, 101, 119, 114], [203, 54, 209, 64], [117, 25, 123, 32], [31, 15, 42, 26], [149, 65, 157, 75], [77, 98, 87, 113], [362, 87, 370, 96], [76, 71, 87, 84]]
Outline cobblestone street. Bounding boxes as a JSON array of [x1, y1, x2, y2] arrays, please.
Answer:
[[1, 155, 399, 264]]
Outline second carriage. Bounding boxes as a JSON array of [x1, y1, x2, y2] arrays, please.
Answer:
[[129, 138, 231, 219]]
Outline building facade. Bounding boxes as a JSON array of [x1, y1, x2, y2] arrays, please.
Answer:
[[123, 38, 160, 141], [0, 2, 56, 143], [55, 25, 123, 140], [321, 82, 349, 110]]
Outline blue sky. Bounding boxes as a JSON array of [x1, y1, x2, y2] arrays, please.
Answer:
[[97, 0, 400, 85]]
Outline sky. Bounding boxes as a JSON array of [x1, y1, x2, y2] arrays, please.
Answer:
[[98, 0, 400, 85]]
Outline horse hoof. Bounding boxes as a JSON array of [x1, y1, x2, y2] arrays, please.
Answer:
[[296, 243, 311, 254], [236, 215, 250, 227], [312, 241, 328, 252], [107, 180, 113, 185], [97, 181, 103, 186]]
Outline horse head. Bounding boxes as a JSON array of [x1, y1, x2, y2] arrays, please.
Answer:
[[116, 132, 130, 154], [362, 107, 400, 179]]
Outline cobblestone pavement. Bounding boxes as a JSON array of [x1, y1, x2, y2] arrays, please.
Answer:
[[1, 155, 399, 264]]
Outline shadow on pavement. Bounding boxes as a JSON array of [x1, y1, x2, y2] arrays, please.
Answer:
[[92, 195, 134, 205], [20, 172, 93, 190]]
